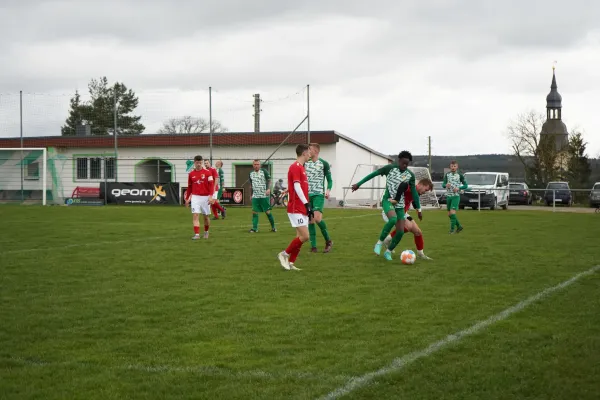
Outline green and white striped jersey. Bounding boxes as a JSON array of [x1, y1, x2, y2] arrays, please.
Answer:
[[442, 171, 467, 197], [249, 168, 270, 198], [355, 163, 420, 210], [305, 157, 333, 196]]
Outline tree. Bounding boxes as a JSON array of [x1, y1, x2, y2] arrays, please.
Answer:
[[507, 110, 559, 188], [61, 77, 145, 136], [157, 116, 228, 134], [567, 131, 591, 187]]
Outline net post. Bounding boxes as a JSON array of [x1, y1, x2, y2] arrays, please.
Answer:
[[20, 90, 24, 203], [42, 148, 47, 206]]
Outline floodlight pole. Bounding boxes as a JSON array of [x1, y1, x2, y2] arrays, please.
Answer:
[[209, 86, 213, 163], [307, 84, 310, 144]]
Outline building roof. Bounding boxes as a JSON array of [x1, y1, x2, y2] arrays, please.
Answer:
[[546, 69, 562, 109], [0, 130, 393, 161]]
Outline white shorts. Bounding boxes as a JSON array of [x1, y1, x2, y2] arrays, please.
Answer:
[[381, 210, 410, 222], [288, 213, 309, 228], [191, 195, 210, 215]]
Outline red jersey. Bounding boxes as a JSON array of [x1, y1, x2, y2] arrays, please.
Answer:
[[209, 167, 219, 190], [186, 168, 214, 199], [287, 161, 309, 214]]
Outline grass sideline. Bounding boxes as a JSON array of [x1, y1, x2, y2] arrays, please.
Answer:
[[1, 206, 600, 399]]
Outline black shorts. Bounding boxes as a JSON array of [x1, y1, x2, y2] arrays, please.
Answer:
[[407, 216, 413, 222]]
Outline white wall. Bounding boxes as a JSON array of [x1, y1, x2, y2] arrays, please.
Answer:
[[334, 137, 390, 204]]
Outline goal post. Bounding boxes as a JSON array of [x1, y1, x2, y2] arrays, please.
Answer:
[[341, 165, 439, 209], [0, 148, 48, 205]]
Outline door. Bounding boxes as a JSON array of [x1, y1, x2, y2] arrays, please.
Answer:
[[235, 164, 254, 206]]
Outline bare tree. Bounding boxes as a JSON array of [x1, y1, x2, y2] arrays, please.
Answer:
[[507, 110, 558, 188], [157, 116, 228, 134]]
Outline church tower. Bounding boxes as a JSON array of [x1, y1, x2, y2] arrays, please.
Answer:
[[540, 66, 569, 151]]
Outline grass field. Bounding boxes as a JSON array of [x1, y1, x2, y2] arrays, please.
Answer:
[[1, 205, 600, 400]]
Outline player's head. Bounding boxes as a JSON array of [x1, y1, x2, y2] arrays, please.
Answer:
[[397, 150, 412, 171], [193, 155, 203, 170], [309, 143, 320, 159], [215, 160, 223, 168], [416, 178, 434, 195], [450, 160, 458, 172], [252, 159, 261, 171], [204, 160, 212, 168], [296, 144, 310, 162]]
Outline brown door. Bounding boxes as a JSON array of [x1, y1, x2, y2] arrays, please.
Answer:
[[235, 164, 254, 206]]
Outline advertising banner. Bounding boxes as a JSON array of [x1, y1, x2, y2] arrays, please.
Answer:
[[102, 182, 180, 205], [179, 187, 245, 206], [65, 197, 105, 206]]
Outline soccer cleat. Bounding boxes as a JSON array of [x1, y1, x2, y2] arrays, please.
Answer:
[[417, 252, 432, 260], [289, 263, 302, 271], [203, 232, 209, 239], [277, 251, 290, 270], [456, 226, 464, 234], [311, 247, 318, 253], [249, 229, 258, 233], [192, 234, 201, 240], [383, 250, 393, 261], [449, 230, 455, 234], [221, 207, 227, 218], [374, 242, 383, 256], [271, 228, 277, 232], [323, 240, 333, 253]]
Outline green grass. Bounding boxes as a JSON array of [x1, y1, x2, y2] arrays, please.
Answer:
[[1, 205, 599, 400]]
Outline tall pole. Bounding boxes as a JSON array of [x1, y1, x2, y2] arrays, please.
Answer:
[[428, 136, 432, 174], [113, 88, 118, 181], [253, 94, 261, 133], [209, 86, 213, 163], [20, 90, 23, 202], [307, 84, 310, 144]]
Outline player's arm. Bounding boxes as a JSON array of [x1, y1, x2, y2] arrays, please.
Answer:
[[263, 168, 271, 195], [248, 173, 253, 196], [185, 173, 192, 205], [392, 182, 410, 202], [352, 164, 392, 191], [442, 172, 449, 189], [324, 160, 333, 198], [459, 173, 468, 190], [409, 172, 422, 212], [291, 167, 314, 219]]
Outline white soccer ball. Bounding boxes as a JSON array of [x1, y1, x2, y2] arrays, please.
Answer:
[[400, 250, 416, 265]]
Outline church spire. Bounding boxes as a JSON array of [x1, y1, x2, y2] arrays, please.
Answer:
[[546, 65, 562, 119]]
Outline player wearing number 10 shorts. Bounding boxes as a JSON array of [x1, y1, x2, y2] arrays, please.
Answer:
[[277, 144, 314, 271]]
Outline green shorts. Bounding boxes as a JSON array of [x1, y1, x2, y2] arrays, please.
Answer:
[[381, 197, 405, 221], [309, 194, 325, 212], [217, 188, 223, 200], [446, 195, 460, 211], [252, 197, 271, 213]]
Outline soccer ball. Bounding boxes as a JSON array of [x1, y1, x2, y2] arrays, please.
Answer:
[[400, 250, 416, 265]]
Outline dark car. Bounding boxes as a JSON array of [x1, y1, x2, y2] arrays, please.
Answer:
[[508, 182, 532, 205], [544, 181, 572, 206], [590, 182, 600, 208]]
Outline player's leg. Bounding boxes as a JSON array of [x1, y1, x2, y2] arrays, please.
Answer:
[[449, 196, 462, 233], [211, 202, 220, 219], [191, 195, 201, 239], [308, 195, 318, 251], [446, 197, 455, 233], [279, 213, 309, 270], [375, 199, 397, 255], [385, 207, 406, 260], [201, 197, 211, 238], [216, 189, 226, 218], [313, 195, 332, 253], [250, 198, 260, 232], [263, 197, 276, 231], [410, 220, 431, 259]]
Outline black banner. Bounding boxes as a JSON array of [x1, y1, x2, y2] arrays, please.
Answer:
[[220, 188, 245, 206], [102, 182, 180, 205], [180, 187, 245, 206]]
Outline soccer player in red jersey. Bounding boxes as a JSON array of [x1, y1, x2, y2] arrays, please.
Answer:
[[204, 160, 226, 219], [277, 144, 314, 271], [383, 178, 434, 259], [184, 155, 215, 239]]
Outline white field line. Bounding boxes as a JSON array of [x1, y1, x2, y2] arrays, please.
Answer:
[[3, 356, 351, 382], [4, 213, 378, 255], [318, 264, 600, 400]]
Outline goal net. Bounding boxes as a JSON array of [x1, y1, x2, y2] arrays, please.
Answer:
[[341, 165, 440, 209], [0, 148, 48, 205]]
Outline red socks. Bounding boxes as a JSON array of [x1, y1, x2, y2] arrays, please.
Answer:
[[193, 226, 199, 235], [285, 238, 303, 263], [211, 204, 219, 218], [414, 235, 424, 251], [390, 229, 397, 237], [204, 224, 209, 232]]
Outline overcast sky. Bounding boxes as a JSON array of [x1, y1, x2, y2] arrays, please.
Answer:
[[1, 0, 599, 156]]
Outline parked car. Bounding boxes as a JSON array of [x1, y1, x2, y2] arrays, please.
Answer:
[[508, 182, 532, 205], [433, 181, 446, 203], [544, 181, 572, 206], [590, 182, 600, 208], [459, 172, 509, 210]]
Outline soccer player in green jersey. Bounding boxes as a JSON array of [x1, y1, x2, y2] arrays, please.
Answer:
[[442, 160, 468, 233], [305, 143, 334, 253], [249, 159, 276, 233], [213, 160, 226, 218], [352, 150, 421, 261]]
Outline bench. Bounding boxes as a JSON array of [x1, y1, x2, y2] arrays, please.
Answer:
[[71, 186, 100, 198]]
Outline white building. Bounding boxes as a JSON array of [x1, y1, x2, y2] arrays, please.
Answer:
[[0, 130, 392, 205]]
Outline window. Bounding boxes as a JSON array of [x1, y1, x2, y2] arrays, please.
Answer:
[[24, 162, 40, 180], [547, 182, 568, 190], [464, 173, 496, 185], [500, 175, 508, 187], [75, 156, 116, 180], [509, 183, 525, 190]]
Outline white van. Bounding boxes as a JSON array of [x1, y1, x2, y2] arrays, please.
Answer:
[[459, 172, 509, 210]]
